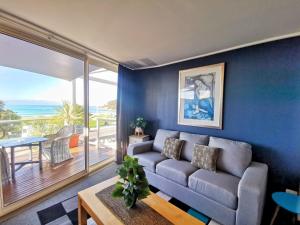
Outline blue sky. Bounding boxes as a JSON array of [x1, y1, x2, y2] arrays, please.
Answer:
[[0, 66, 69, 102], [0, 66, 117, 106]]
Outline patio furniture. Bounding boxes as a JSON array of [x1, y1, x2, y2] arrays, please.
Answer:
[[42, 126, 74, 166], [89, 125, 116, 148], [0, 137, 47, 181], [0, 147, 10, 183]]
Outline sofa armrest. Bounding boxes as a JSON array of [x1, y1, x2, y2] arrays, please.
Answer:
[[236, 162, 268, 225], [127, 140, 154, 156]]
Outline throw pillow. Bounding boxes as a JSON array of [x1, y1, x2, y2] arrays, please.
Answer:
[[191, 144, 219, 172], [161, 137, 184, 160]]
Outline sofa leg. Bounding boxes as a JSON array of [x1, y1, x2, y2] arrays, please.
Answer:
[[270, 206, 280, 225]]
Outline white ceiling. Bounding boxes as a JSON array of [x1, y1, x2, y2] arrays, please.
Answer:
[[1, 0, 300, 69]]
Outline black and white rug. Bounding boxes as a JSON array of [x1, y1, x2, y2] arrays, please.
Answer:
[[37, 195, 89, 225], [37, 186, 219, 225]]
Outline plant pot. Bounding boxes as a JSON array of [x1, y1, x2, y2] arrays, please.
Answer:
[[134, 127, 144, 136], [69, 134, 80, 148], [126, 193, 138, 209]]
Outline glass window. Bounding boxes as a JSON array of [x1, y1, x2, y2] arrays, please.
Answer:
[[0, 33, 86, 205]]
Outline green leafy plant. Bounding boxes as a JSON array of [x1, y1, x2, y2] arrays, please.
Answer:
[[130, 117, 147, 129], [112, 156, 150, 208], [0, 100, 22, 139], [56, 101, 84, 126]]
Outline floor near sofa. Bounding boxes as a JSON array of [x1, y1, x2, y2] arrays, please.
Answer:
[[1, 161, 221, 225], [3, 162, 293, 225], [35, 186, 220, 225], [156, 190, 220, 225], [0, 163, 119, 225]]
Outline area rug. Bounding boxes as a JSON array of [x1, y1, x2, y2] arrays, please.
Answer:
[[37, 185, 218, 225]]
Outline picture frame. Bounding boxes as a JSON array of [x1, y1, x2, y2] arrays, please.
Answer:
[[178, 63, 225, 129]]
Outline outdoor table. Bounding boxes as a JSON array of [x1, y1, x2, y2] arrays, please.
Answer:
[[0, 137, 48, 181]]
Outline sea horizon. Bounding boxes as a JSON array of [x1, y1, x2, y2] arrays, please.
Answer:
[[5, 104, 113, 117]]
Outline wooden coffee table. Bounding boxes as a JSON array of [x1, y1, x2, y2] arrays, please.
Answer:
[[78, 176, 204, 225]]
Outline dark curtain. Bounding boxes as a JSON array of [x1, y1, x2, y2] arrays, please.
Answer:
[[116, 65, 136, 164]]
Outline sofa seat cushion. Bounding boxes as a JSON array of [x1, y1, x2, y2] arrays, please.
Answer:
[[156, 159, 198, 186], [188, 169, 240, 209], [134, 152, 167, 172]]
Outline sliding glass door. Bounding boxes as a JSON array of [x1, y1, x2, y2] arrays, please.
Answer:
[[0, 33, 87, 206], [88, 63, 118, 167]]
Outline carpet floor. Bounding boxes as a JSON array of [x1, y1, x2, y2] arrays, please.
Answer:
[[36, 185, 219, 225]]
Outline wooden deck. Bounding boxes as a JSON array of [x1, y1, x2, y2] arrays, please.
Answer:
[[2, 144, 115, 205]]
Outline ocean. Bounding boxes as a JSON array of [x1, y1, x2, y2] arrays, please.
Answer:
[[5, 104, 111, 117]]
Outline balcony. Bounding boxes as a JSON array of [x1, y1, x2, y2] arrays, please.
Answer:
[[0, 118, 116, 205]]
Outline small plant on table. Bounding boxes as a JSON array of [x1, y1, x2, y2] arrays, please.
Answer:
[[112, 156, 150, 208]]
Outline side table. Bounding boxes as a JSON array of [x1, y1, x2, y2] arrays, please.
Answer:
[[270, 192, 300, 225], [129, 135, 150, 144]]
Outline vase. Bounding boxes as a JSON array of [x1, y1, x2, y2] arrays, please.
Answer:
[[134, 127, 144, 136], [127, 192, 138, 208]]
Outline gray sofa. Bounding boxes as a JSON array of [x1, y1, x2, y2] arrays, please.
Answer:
[[128, 129, 268, 225]]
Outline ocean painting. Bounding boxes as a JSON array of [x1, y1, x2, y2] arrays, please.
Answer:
[[183, 73, 215, 121], [178, 63, 225, 129]]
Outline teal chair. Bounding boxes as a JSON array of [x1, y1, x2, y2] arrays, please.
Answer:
[[270, 192, 300, 225]]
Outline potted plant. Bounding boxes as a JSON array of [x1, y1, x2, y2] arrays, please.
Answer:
[[56, 101, 84, 148], [112, 156, 150, 208], [130, 117, 147, 136]]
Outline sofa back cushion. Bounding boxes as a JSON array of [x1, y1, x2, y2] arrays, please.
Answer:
[[209, 137, 252, 177], [153, 129, 179, 152], [179, 132, 209, 161]]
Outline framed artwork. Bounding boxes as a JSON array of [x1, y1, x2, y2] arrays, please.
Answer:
[[178, 63, 225, 129]]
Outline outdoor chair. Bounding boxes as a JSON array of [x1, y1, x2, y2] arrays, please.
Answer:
[[42, 125, 74, 166], [0, 148, 10, 183]]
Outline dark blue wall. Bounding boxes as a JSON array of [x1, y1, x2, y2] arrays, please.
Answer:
[[128, 37, 300, 193]]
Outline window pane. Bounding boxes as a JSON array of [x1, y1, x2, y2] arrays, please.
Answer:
[[0, 33, 85, 206], [88, 64, 117, 166]]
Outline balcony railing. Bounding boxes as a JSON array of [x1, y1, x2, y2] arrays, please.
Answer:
[[0, 117, 116, 147]]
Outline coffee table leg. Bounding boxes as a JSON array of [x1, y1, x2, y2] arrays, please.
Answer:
[[78, 197, 87, 225], [39, 142, 43, 170], [270, 206, 280, 225], [10, 147, 15, 181]]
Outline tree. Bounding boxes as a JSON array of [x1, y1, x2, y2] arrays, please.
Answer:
[[102, 99, 117, 111], [0, 100, 21, 139], [0, 100, 4, 111], [56, 101, 84, 126]]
